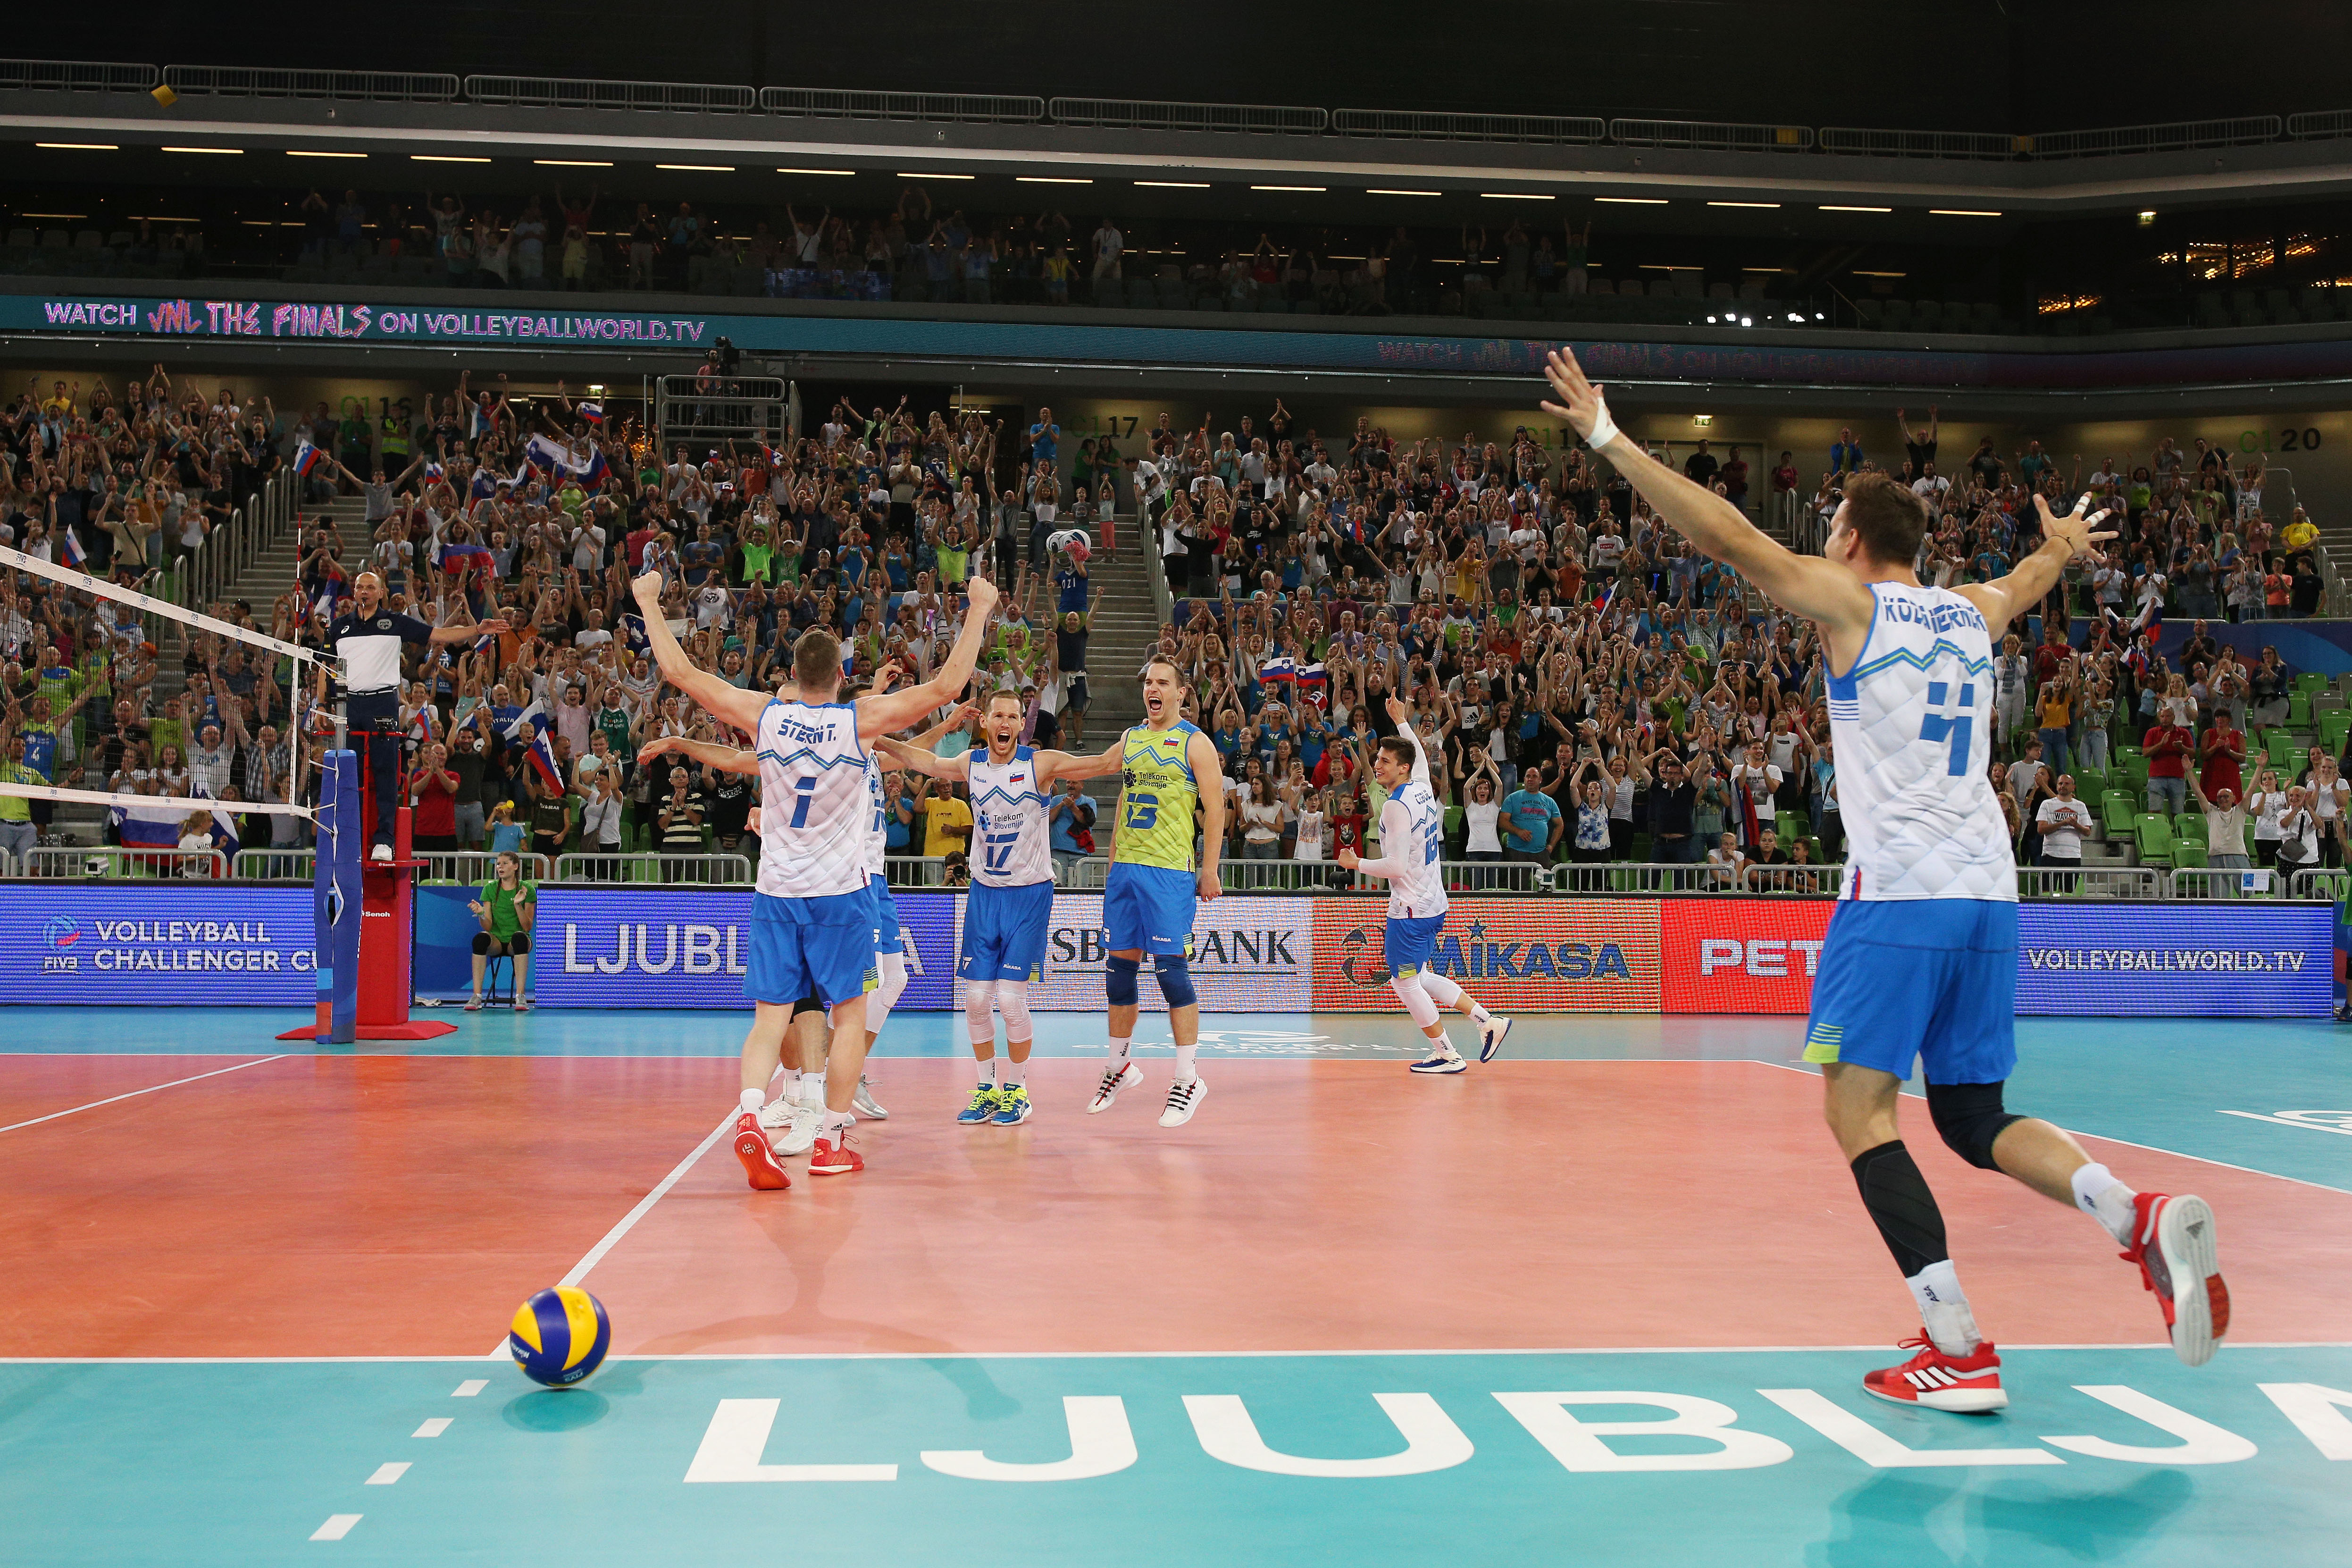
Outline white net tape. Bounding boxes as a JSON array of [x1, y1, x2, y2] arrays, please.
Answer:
[[0, 543, 334, 826]]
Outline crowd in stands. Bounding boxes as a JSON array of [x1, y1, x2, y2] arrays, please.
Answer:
[[1, 364, 2346, 895]]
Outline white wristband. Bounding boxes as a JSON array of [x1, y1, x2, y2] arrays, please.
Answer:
[[1586, 397, 1620, 453]]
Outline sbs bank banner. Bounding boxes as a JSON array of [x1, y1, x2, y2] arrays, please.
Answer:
[[534, 888, 955, 1009], [1009, 894, 1312, 1013], [0, 887, 314, 1005]]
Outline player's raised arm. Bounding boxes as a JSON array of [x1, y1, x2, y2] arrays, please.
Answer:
[[858, 576, 1000, 738], [1036, 738, 1126, 787], [1385, 694, 1431, 788], [1188, 727, 1225, 902], [873, 732, 973, 783], [1954, 495, 2115, 633], [639, 735, 758, 776], [1539, 348, 1875, 637], [630, 570, 769, 733]]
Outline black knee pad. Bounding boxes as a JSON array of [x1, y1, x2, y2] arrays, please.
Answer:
[[1926, 1080, 2024, 1171], [471, 932, 493, 955], [508, 933, 530, 956]]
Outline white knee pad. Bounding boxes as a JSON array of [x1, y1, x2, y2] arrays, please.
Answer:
[[1418, 969, 1463, 1007], [874, 950, 909, 1013], [1389, 970, 1441, 1028], [963, 979, 997, 1046], [996, 980, 1033, 1042]]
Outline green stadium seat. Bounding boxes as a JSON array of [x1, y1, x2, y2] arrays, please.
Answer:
[[2287, 693, 2312, 729], [2134, 813, 2175, 868], [2173, 842, 2209, 870], [2101, 790, 2139, 835], [2267, 730, 2300, 768], [2326, 710, 2352, 754], [2174, 812, 2208, 847], [2072, 767, 2109, 802], [2295, 671, 2327, 696]]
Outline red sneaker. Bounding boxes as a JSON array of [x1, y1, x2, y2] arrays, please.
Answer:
[[733, 1113, 791, 1191], [809, 1133, 864, 1176], [1862, 1333, 2008, 1412], [2121, 1192, 2228, 1367]]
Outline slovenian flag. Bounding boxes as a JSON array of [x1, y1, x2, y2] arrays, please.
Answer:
[[60, 527, 87, 569], [1260, 653, 1297, 702], [424, 461, 446, 482], [193, 781, 240, 859], [501, 697, 545, 742], [524, 721, 563, 792], [522, 433, 570, 478], [293, 439, 324, 478], [578, 401, 603, 425], [1295, 660, 1329, 709], [110, 799, 183, 848], [582, 447, 609, 486]]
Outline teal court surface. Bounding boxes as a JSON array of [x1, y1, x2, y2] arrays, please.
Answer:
[[4, 1008, 2350, 1567]]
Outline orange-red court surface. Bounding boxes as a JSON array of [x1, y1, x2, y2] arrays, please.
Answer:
[[7, 1049, 2349, 1361]]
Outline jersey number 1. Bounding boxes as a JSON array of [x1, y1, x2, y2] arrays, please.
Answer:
[[790, 775, 818, 828], [1919, 681, 1975, 777]]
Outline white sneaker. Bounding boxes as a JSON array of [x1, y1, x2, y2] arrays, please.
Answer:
[[1477, 1014, 1513, 1063], [1158, 1074, 1205, 1128], [1087, 1060, 1143, 1114], [756, 1095, 795, 1132], [852, 1076, 889, 1120], [775, 1101, 823, 1157], [370, 843, 394, 864]]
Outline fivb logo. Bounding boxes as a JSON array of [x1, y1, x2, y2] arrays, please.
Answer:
[[1698, 938, 1825, 980], [562, 922, 924, 976]]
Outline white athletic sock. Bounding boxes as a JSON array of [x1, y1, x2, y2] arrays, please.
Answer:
[[820, 1107, 854, 1138], [1173, 1043, 1197, 1083], [738, 1087, 765, 1116], [1107, 1036, 1131, 1065], [1906, 1260, 1983, 1358], [972, 1054, 996, 1084], [2071, 1163, 2139, 1245], [777, 1068, 802, 1098], [1468, 1001, 1492, 1023], [1002, 1057, 1027, 1089], [1428, 1032, 1462, 1058], [798, 1074, 826, 1109]]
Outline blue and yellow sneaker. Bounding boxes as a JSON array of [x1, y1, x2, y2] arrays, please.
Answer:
[[992, 1084, 1034, 1125], [957, 1084, 1000, 1124]]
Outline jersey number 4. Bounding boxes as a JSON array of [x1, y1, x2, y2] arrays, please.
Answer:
[[1919, 681, 1975, 777]]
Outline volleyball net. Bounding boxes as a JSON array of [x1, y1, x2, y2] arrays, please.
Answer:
[[0, 542, 368, 1039]]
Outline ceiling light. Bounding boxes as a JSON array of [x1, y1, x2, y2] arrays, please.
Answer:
[[1813, 311, 1825, 320], [1741, 266, 1789, 273], [1929, 209, 2000, 218], [1368, 189, 1440, 197], [2138, 209, 2158, 225], [1740, 317, 1753, 327], [1787, 312, 1804, 322], [536, 159, 612, 167], [1819, 204, 1891, 213], [1708, 201, 1780, 209], [412, 154, 490, 163], [1640, 264, 1700, 271], [897, 171, 974, 179], [1136, 180, 1209, 188], [1853, 269, 1908, 277], [287, 150, 367, 159], [35, 142, 116, 151], [19, 213, 88, 219], [1706, 314, 1718, 323], [1017, 176, 1092, 184], [162, 146, 242, 154], [656, 163, 734, 172], [777, 167, 856, 176], [1251, 184, 1324, 192], [1482, 192, 1554, 201], [1596, 196, 1667, 205]]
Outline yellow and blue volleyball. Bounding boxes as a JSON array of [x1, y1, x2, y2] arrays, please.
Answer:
[[507, 1287, 611, 1387]]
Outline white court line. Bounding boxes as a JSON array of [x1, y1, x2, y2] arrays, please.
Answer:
[[10, 1341, 2345, 1367], [363, 1462, 409, 1485], [2218, 1110, 2352, 1137], [1748, 1057, 2352, 1198], [451, 1379, 486, 1396], [0, 1055, 288, 1134], [413, 1418, 452, 1438], [481, 1109, 739, 1358], [309, 1515, 361, 1541]]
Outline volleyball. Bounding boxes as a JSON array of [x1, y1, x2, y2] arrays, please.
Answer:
[[1047, 528, 1090, 563], [506, 1286, 611, 1387]]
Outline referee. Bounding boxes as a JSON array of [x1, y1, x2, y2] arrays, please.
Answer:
[[325, 571, 487, 862]]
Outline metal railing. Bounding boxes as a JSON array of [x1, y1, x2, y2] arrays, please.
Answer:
[[0, 59, 158, 92], [1544, 862, 1738, 894], [1736, 863, 1842, 895], [2166, 866, 2278, 899], [1048, 97, 1327, 135], [0, 847, 12, 876], [232, 848, 316, 881], [1064, 856, 1110, 891], [1817, 127, 2017, 160], [22, 846, 228, 879], [461, 75, 755, 113], [172, 468, 297, 636], [554, 852, 752, 884], [1331, 109, 1606, 144], [1223, 860, 1362, 892], [419, 850, 552, 884], [161, 66, 460, 102], [2288, 868, 2352, 900], [654, 374, 790, 446], [2021, 115, 2282, 159], [760, 86, 1044, 123], [885, 855, 949, 887], [2018, 865, 2165, 899], [1608, 119, 1812, 152], [2286, 109, 2352, 141]]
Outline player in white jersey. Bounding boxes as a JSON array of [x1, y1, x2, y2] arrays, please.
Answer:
[[632, 569, 998, 1185], [878, 691, 1121, 1126], [1541, 347, 2227, 1411], [1339, 696, 1510, 1073]]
